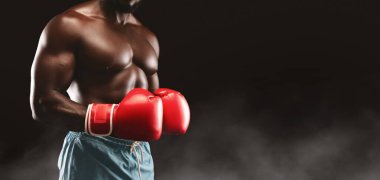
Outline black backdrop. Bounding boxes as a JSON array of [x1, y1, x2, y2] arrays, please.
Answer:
[[1, 0, 380, 179]]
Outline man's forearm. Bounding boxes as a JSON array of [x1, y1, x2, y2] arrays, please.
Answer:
[[31, 90, 87, 131]]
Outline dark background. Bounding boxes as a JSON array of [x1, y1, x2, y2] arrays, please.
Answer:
[[1, 0, 380, 179]]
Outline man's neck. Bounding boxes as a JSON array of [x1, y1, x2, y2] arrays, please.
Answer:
[[99, 0, 135, 25]]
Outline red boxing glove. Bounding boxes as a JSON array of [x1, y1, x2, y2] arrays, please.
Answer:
[[85, 88, 163, 141], [154, 88, 190, 134]]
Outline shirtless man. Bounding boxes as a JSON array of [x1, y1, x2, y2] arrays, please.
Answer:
[[29, 0, 190, 179]]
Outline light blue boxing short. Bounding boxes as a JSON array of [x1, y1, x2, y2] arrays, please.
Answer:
[[58, 131, 154, 180]]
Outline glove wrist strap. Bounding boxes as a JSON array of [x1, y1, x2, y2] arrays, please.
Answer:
[[85, 103, 117, 136]]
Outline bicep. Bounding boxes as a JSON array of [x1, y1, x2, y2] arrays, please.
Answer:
[[147, 37, 159, 92], [30, 41, 76, 119], [31, 17, 77, 95], [31, 23, 76, 100], [31, 48, 75, 94]]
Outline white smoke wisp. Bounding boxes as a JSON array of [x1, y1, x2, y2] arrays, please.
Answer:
[[2, 92, 380, 180], [154, 92, 380, 180]]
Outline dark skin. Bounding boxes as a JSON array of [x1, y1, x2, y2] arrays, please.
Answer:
[[30, 0, 160, 132]]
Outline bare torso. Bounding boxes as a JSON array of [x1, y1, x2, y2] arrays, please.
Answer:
[[68, 1, 159, 104], [30, 0, 160, 130]]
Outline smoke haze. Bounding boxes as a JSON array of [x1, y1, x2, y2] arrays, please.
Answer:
[[2, 0, 380, 179]]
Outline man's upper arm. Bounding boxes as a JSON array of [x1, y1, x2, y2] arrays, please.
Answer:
[[148, 73, 159, 92], [30, 14, 79, 109], [146, 31, 160, 92]]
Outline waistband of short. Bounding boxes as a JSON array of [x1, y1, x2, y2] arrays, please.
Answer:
[[67, 131, 149, 147]]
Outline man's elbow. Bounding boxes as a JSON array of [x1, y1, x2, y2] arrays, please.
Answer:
[[30, 95, 53, 123], [31, 110, 40, 121], [30, 99, 46, 122]]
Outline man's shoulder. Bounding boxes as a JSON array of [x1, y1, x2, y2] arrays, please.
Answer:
[[130, 19, 157, 40], [44, 7, 100, 42], [40, 10, 90, 47], [45, 0, 99, 34], [49, 10, 90, 30], [128, 17, 160, 55]]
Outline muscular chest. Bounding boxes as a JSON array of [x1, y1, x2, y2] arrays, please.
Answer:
[[78, 23, 158, 74]]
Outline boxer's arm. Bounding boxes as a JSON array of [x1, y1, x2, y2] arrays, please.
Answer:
[[147, 32, 160, 93], [30, 14, 86, 131], [148, 73, 159, 92]]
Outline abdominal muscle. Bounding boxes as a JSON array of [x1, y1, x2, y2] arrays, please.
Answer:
[[67, 64, 148, 105]]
